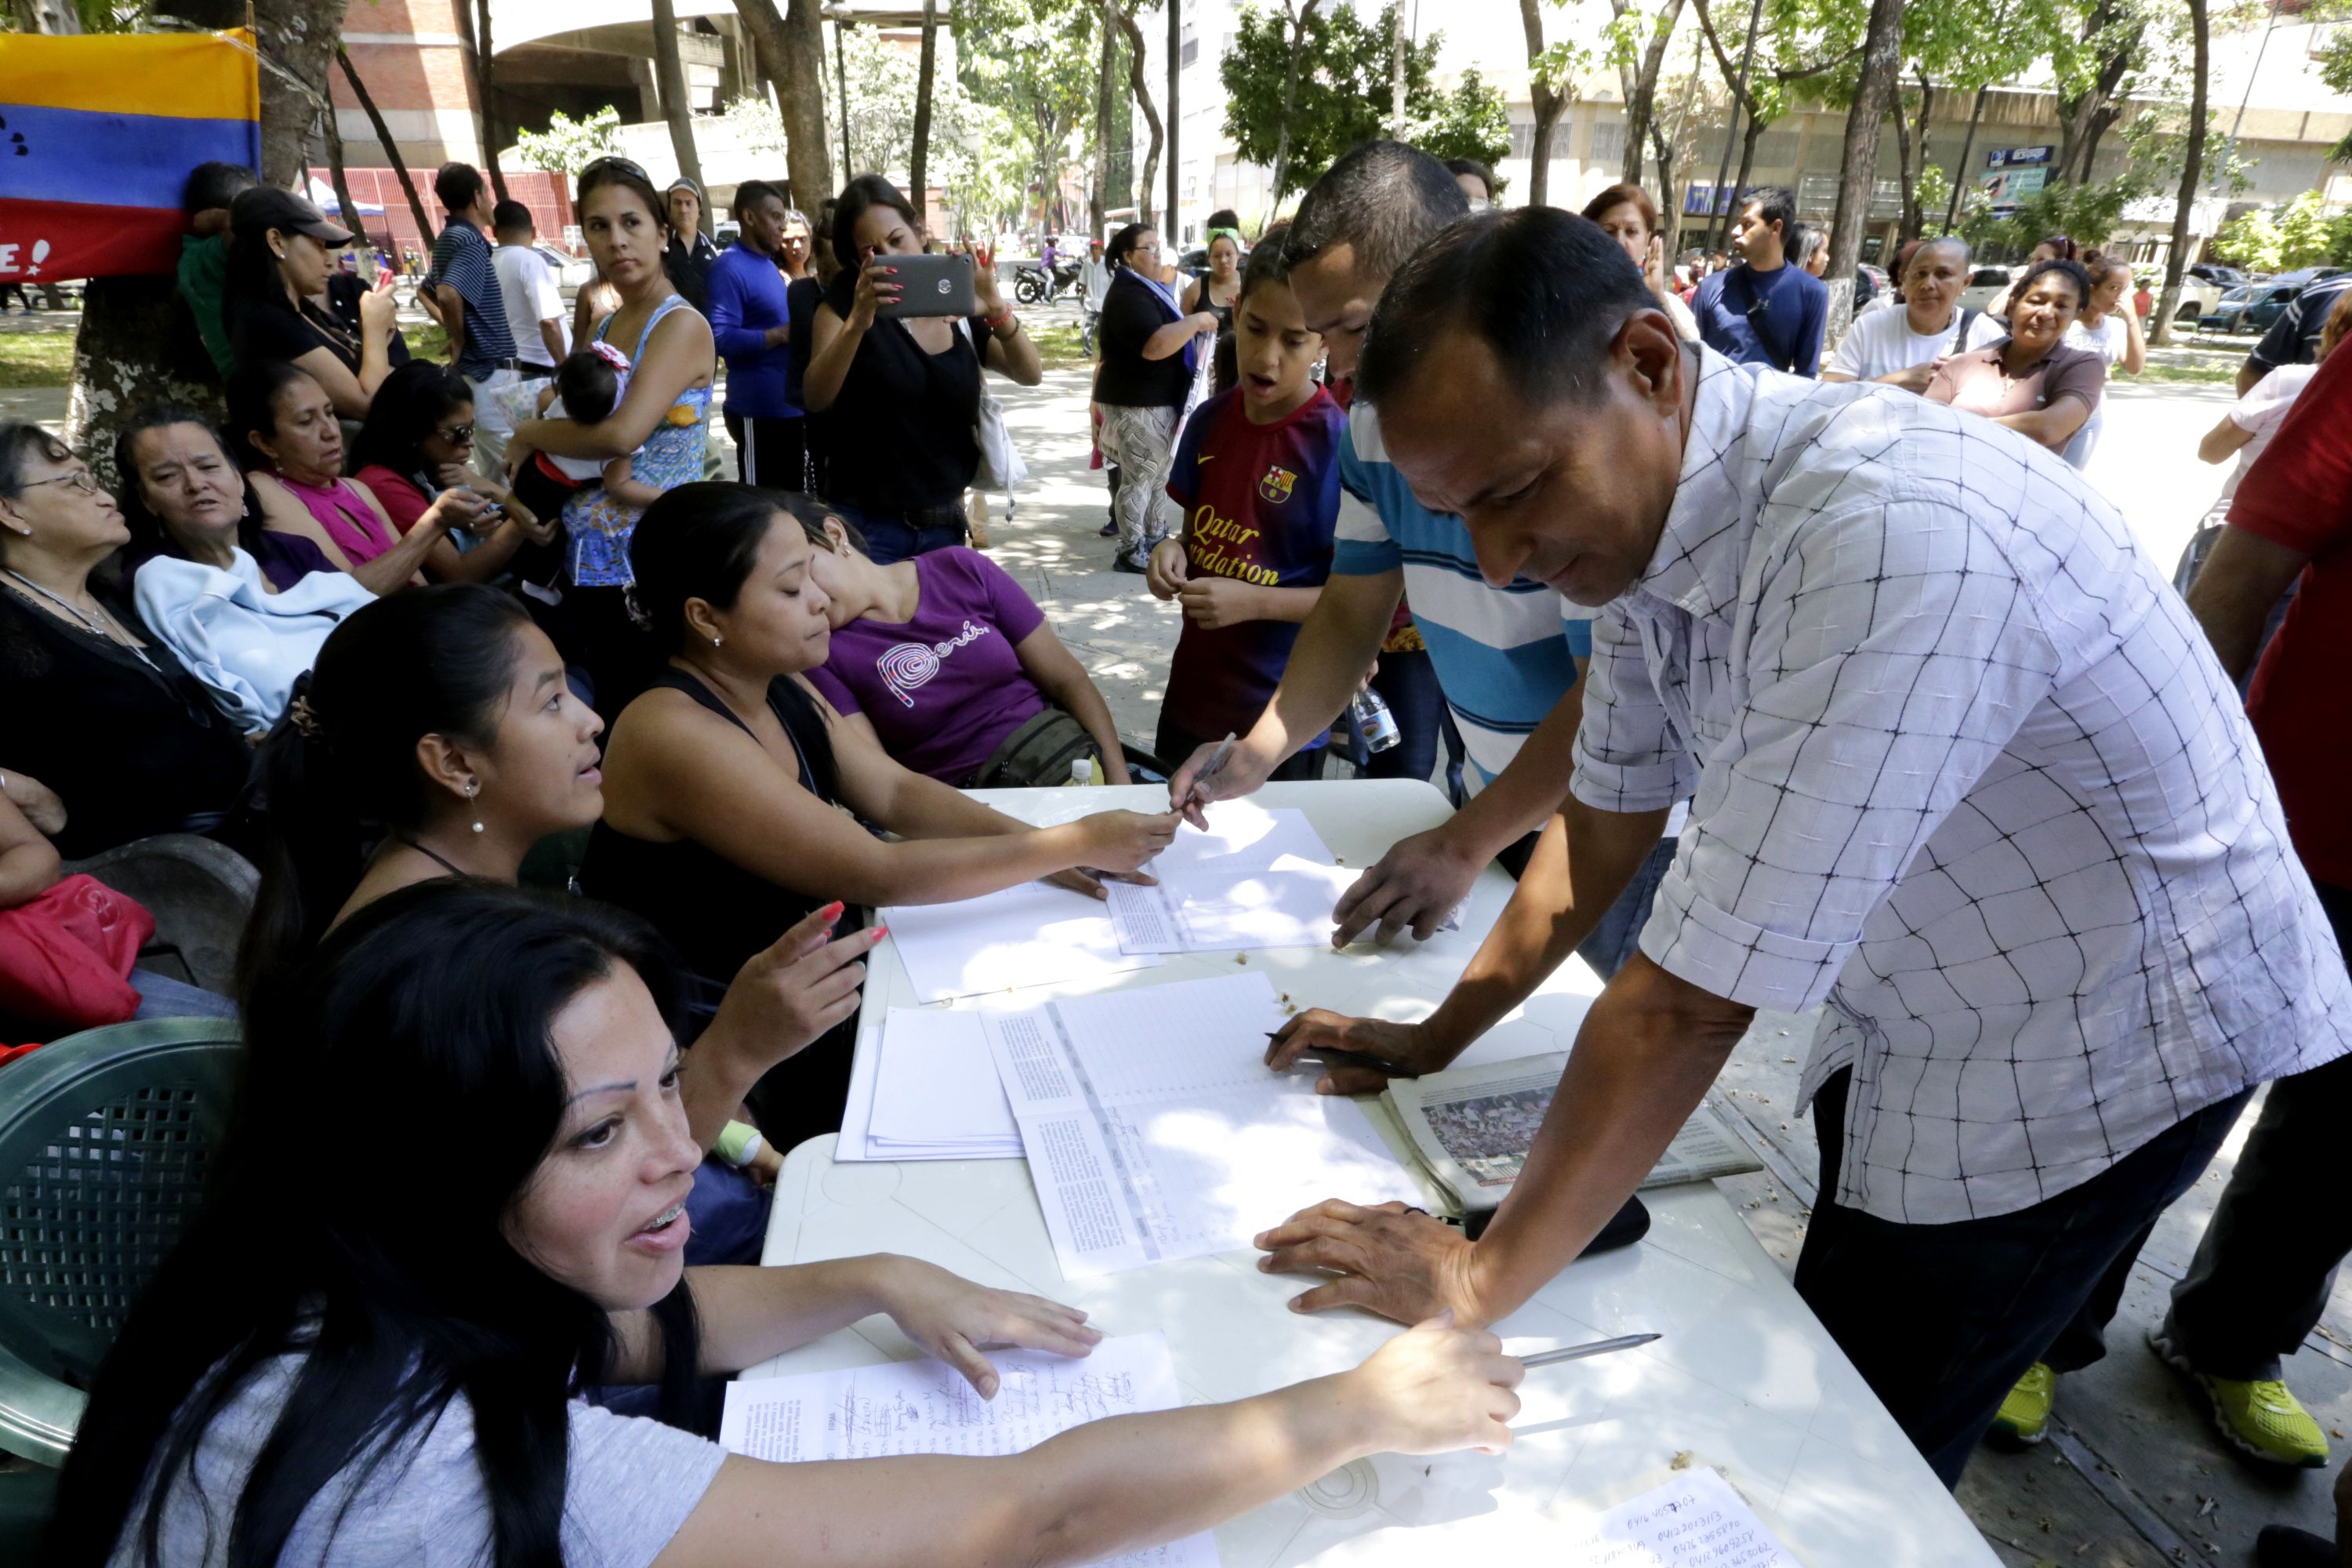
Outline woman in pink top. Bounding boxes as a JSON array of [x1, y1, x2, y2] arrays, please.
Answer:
[[227, 360, 491, 595]]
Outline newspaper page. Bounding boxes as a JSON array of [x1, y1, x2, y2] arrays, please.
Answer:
[[1383, 1052, 1760, 1211]]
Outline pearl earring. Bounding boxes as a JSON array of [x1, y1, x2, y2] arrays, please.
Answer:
[[466, 779, 484, 834], [712, 634, 724, 648]]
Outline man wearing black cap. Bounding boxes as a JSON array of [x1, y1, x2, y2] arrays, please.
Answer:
[[420, 162, 521, 474]]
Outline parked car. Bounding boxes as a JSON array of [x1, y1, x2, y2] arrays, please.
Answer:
[[1957, 266, 2013, 311], [2201, 279, 2308, 336], [532, 242, 593, 291], [2190, 262, 2248, 289]]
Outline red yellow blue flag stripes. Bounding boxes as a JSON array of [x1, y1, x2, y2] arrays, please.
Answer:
[[0, 30, 262, 285]]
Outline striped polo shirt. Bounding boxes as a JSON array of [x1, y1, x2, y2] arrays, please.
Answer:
[[1332, 401, 1588, 783]]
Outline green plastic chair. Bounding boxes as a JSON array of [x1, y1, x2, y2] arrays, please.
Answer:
[[0, 1017, 242, 1469]]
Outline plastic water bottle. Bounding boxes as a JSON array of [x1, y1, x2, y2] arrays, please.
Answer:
[[1350, 687, 1402, 753], [1069, 757, 1094, 786]]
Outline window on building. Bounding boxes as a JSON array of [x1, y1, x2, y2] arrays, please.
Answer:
[[1589, 122, 1625, 165], [1180, 25, 1197, 67]]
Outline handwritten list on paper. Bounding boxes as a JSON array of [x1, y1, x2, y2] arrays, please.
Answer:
[[1557, 1469, 1801, 1568], [721, 1334, 1220, 1568]]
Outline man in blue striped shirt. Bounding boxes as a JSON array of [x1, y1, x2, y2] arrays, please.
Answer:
[[1171, 140, 1674, 967]]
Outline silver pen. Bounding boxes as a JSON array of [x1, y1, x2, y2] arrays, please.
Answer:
[[1185, 731, 1237, 811], [1519, 1332, 1661, 1368]]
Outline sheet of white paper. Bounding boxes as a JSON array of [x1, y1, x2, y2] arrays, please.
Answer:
[[984, 972, 1423, 1276], [1105, 804, 1352, 954], [868, 1008, 1020, 1147], [720, 1334, 1219, 1568], [884, 881, 1163, 1004], [1553, 1470, 1801, 1568]]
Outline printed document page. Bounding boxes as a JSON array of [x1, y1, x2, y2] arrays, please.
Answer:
[[721, 1333, 1220, 1568], [1551, 1469, 1800, 1568], [984, 971, 1422, 1276], [865, 1007, 1022, 1158], [884, 880, 1163, 1004], [1105, 802, 1345, 954]]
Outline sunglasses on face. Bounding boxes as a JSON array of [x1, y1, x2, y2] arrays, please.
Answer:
[[437, 423, 477, 448]]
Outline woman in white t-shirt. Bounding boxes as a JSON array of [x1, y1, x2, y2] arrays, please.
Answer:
[[60, 882, 1526, 1568], [2066, 257, 2147, 376], [1821, 237, 1987, 390]]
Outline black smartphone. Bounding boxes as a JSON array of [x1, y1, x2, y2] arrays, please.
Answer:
[[875, 252, 979, 320]]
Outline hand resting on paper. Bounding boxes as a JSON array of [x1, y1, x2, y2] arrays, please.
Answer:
[[870, 1255, 1104, 1398], [1265, 1010, 1445, 1095], [1255, 1200, 1488, 1326], [1330, 822, 1482, 946]]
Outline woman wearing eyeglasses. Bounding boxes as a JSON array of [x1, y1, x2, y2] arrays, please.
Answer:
[[502, 157, 717, 717], [350, 361, 561, 586], [0, 422, 253, 860]]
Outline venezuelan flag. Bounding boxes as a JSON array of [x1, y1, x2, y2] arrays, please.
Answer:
[[0, 31, 261, 285]]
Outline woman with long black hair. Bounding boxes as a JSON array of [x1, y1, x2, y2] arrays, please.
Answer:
[[53, 881, 1522, 1568], [221, 186, 395, 420], [349, 360, 560, 585], [581, 483, 1180, 1144], [235, 583, 874, 1173]]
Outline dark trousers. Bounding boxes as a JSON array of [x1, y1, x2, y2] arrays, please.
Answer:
[[1156, 717, 1324, 783], [835, 498, 967, 564], [2162, 880, 2352, 1381], [1493, 826, 1675, 982], [727, 412, 808, 492], [1796, 1067, 2251, 1488]]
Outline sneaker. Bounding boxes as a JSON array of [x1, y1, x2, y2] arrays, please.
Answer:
[[1987, 1361, 2056, 1446], [2149, 1327, 2329, 1468], [1111, 553, 1149, 575]]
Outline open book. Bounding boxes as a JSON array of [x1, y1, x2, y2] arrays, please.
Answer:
[[1381, 1053, 1761, 1214]]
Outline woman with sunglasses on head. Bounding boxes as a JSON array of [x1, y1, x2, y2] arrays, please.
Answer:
[[0, 422, 252, 860], [350, 360, 561, 585], [800, 175, 1042, 564], [503, 156, 717, 716], [54, 879, 1522, 1568]]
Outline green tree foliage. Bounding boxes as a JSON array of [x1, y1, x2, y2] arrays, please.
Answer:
[[2321, 24, 2352, 162], [2214, 192, 2352, 271], [1218, 2, 1506, 202], [514, 107, 625, 174], [957, 0, 1102, 239], [1960, 178, 2133, 256]]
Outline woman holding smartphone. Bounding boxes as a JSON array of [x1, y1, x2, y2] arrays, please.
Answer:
[[800, 175, 1043, 564]]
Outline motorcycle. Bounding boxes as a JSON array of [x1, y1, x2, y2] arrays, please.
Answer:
[[1013, 257, 1083, 305]]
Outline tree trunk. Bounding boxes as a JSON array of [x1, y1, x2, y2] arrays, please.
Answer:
[[911, 0, 938, 231], [2053, 0, 2140, 187], [1696, 0, 1764, 252], [1388, 1, 1407, 138], [476, 0, 508, 199], [8, 0, 82, 33], [1892, 85, 1915, 243], [834, 17, 853, 179], [1616, 0, 1687, 187], [1523, 0, 1564, 208], [1651, 123, 1682, 256], [1901, 70, 1932, 244], [1270, 0, 1322, 204], [1166, 0, 1179, 237], [731, 0, 833, 211], [2154, 0, 2209, 347], [1944, 83, 1986, 233], [1115, 2, 1163, 229], [1721, 111, 1764, 252], [338, 48, 436, 249], [650, 0, 705, 191], [1821, 0, 1904, 340], [1091, 0, 1116, 234], [321, 98, 365, 258]]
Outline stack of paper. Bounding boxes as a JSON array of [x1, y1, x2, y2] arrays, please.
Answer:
[[721, 1333, 1221, 1568], [1104, 801, 1357, 954], [838, 1007, 1021, 1162], [983, 971, 1425, 1277], [884, 880, 1163, 1004]]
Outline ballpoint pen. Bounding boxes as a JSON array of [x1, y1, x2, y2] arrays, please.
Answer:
[[1519, 1332, 1661, 1367]]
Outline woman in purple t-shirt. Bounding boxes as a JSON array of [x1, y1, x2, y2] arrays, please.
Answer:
[[803, 514, 1133, 785]]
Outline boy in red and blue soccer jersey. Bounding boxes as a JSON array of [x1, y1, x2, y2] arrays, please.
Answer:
[[1147, 225, 1348, 775]]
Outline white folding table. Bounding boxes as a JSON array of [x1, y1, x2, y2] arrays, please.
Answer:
[[746, 780, 1998, 1568]]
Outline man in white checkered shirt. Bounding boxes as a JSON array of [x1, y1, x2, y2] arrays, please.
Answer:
[[1254, 209, 2352, 1486]]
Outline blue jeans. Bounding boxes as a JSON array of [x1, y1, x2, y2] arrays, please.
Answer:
[[1574, 836, 1676, 981], [131, 968, 239, 1022], [837, 499, 967, 564]]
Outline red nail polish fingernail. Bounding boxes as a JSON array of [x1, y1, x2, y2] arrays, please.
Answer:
[[820, 899, 845, 920]]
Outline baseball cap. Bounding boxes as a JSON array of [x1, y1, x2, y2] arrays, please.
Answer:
[[230, 186, 356, 248], [665, 176, 703, 201]]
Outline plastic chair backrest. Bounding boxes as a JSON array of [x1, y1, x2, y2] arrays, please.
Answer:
[[0, 1018, 241, 1465]]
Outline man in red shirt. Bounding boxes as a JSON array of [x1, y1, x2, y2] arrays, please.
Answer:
[[2176, 340, 2352, 1497]]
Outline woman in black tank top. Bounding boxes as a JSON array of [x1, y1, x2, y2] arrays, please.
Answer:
[[583, 485, 1186, 1148]]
